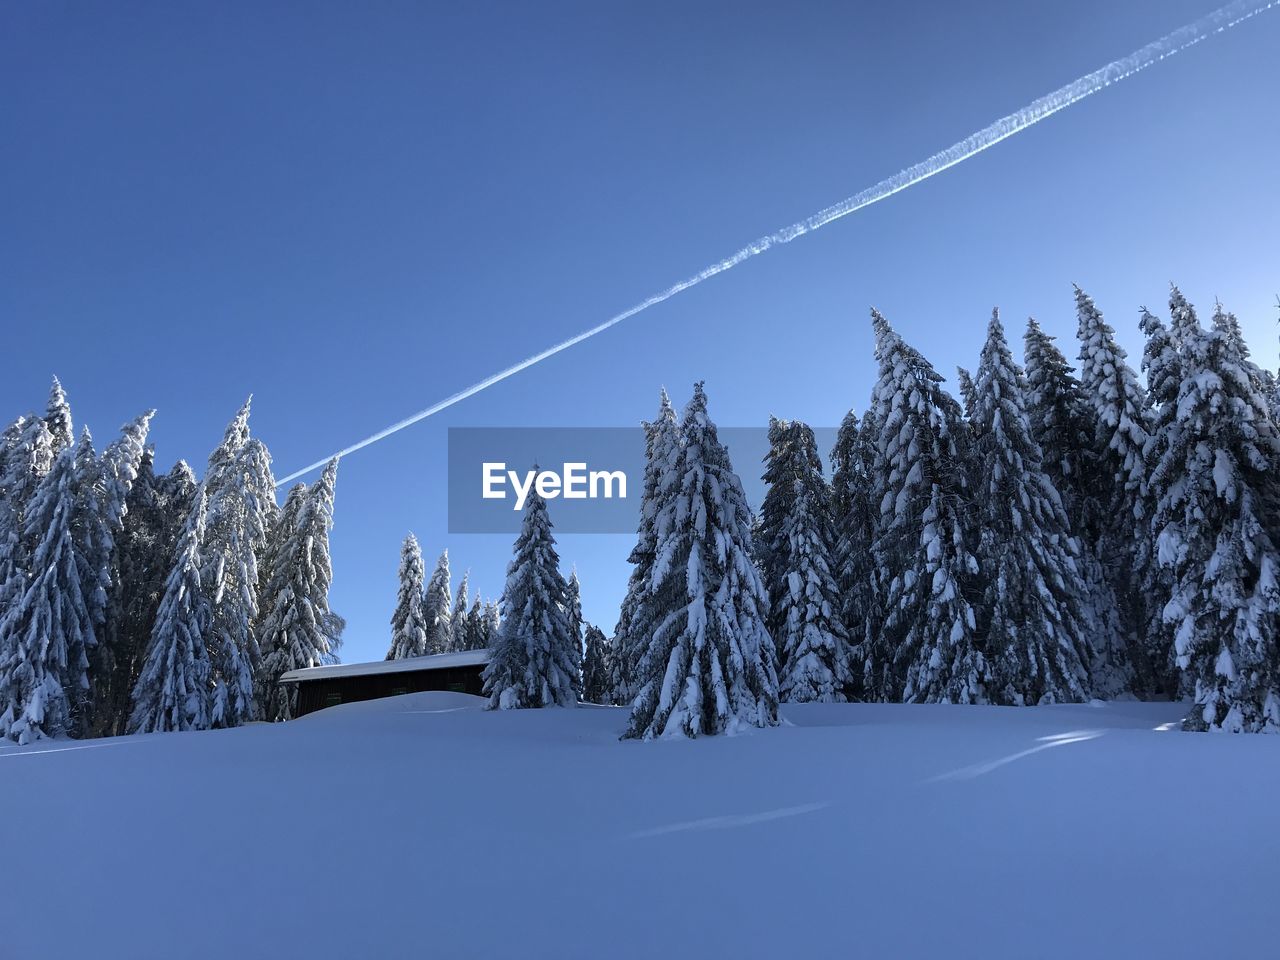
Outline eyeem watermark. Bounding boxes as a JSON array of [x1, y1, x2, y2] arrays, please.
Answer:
[[482, 462, 627, 511], [448, 426, 838, 534]]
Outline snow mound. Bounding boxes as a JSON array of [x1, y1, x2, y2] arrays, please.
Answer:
[[1, 699, 1275, 959]]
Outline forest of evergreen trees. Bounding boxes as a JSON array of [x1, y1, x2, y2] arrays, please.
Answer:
[[7, 283, 1277, 745], [480, 285, 1280, 736], [0, 391, 342, 744]]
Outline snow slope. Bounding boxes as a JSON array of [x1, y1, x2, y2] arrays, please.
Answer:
[[2, 695, 1275, 959]]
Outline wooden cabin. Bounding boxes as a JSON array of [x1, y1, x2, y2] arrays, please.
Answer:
[[278, 649, 491, 717]]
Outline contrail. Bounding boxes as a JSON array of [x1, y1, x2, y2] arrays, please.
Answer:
[[277, 0, 1275, 486]]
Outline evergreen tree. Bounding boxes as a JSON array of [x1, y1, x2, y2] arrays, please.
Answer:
[[830, 408, 879, 698], [1138, 306, 1183, 694], [624, 384, 778, 738], [955, 366, 978, 423], [253, 482, 308, 710], [128, 488, 213, 734], [482, 489, 579, 709], [758, 417, 851, 702], [422, 550, 452, 655], [79, 412, 154, 732], [258, 460, 340, 721], [972, 310, 1090, 704], [0, 417, 56, 631], [868, 312, 984, 703], [1148, 295, 1280, 731], [0, 445, 92, 743], [202, 404, 276, 727], [482, 600, 500, 649], [580, 624, 611, 704], [461, 597, 486, 650], [98, 454, 195, 735], [44, 376, 74, 454], [387, 532, 429, 660], [450, 570, 471, 652], [611, 389, 680, 705], [564, 569, 584, 690], [1075, 285, 1149, 695]]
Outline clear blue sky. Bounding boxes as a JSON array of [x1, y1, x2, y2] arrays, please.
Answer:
[[3, 1, 1277, 665]]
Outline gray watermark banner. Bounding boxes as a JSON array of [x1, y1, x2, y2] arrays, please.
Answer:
[[448, 426, 838, 534]]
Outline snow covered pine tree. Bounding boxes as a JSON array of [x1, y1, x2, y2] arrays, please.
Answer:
[[387, 532, 430, 660], [867, 311, 983, 703], [1147, 290, 1280, 732], [128, 488, 213, 734], [624, 383, 778, 739], [611, 389, 680, 706], [482, 486, 579, 709], [757, 417, 852, 702], [257, 460, 341, 721], [971, 310, 1090, 704], [580, 624, 611, 704], [422, 550, 452, 655]]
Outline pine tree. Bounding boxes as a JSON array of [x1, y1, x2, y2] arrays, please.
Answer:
[[0, 445, 92, 743], [78, 412, 154, 732], [580, 624, 612, 704], [955, 366, 978, 423], [868, 312, 984, 703], [98, 454, 195, 735], [830, 408, 879, 699], [564, 569, 584, 691], [1074, 285, 1149, 695], [624, 384, 778, 738], [387, 532, 429, 660], [1138, 305, 1183, 694], [482, 600, 500, 649], [128, 488, 213, 734], [758, 417, 851, 702], [1148, 294, 1280, 731], [450, 570, 471, 653], [482, 489, 579, 709], [972, 310, 1090, 704], [0, 417, 56, 632], [462, 597, 487, 651], [258, 460, 340, 721], [611, 389, 680, 705], [422, 550, 452, 655], [253, 482, 308, 711], [202, 403, 276, 727], [44, 376, 74, 454]]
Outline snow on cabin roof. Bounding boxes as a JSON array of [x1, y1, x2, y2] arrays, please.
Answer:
[[277, 648, 492, 684]]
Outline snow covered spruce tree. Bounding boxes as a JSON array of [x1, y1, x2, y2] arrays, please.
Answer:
[[0, 417, 56, 648], [867, 312, 984, 703], [1074, 286, 1149, 695], [564, 569, 584, 689], [757, 417, 851, 702], [0, 444, 92, 743], [450, 569, 471, 653], [1137, 305, 1184, 693], [461, 597, 488, 650], [201, 400, 277, 727], [829, 408, 879, 696], [581, 624, 611, 704], [482, 487, 579, 709], [972, 310, 1090, 704], [128, 488, 213, 734], [1025, 315, 1127, 698], [387, 532, 430, 660], [99, 453, 196, 735], [624, 383, 778, 738], [80, 412, 154, 733], [611, 389, 680, 706], [258, 460, 341, 721], [44, 376, 74, 454], [1147, 293, 1280, 732], [422, 549, 452, 655]]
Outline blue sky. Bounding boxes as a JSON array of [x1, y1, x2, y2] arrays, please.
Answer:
[[3, 1, 1278, 665]]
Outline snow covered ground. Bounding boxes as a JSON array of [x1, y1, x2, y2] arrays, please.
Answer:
[[2, 694, 1275, 959]]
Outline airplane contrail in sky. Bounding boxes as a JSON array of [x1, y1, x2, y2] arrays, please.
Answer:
[[276, 0, 1276, 486]]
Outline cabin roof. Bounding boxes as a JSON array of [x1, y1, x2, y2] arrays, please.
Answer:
[[278, 648, 492, 684]]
